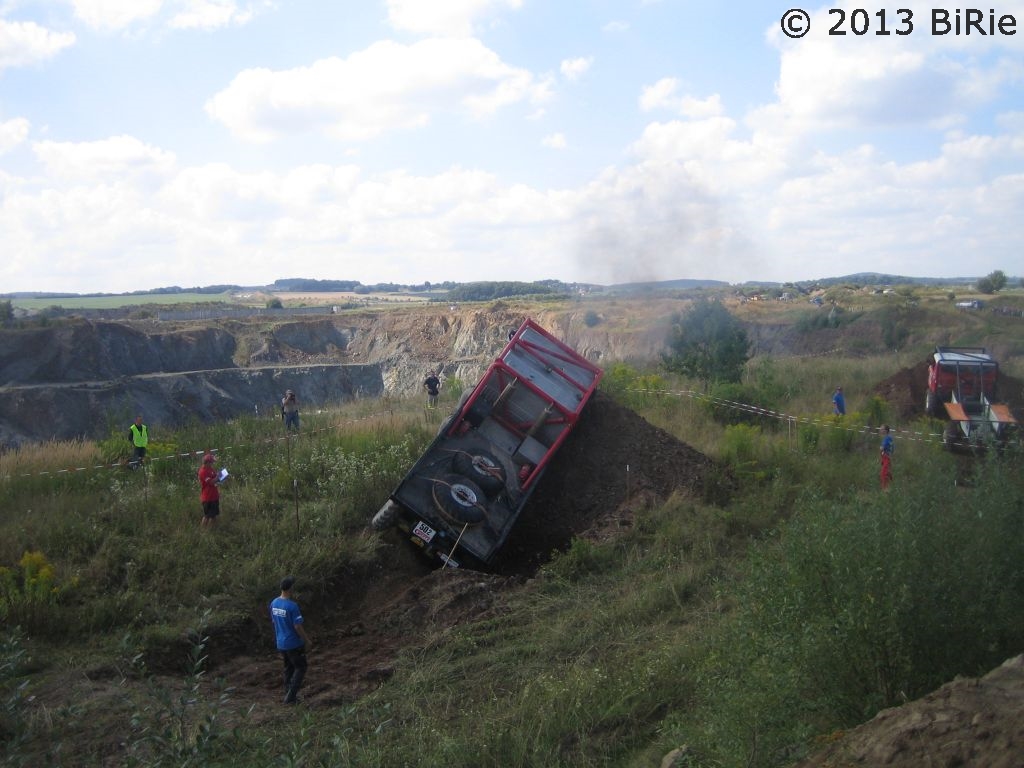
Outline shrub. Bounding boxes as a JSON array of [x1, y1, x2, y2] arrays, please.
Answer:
[[0, 551, 70, 635], [705, 382, 776, 428], [695, 461, 1024, 765]]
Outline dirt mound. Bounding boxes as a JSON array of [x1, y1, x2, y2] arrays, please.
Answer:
[[495, 390, 721, 573], [207, 392, 719, 712], [795, 654, 1024, 768]]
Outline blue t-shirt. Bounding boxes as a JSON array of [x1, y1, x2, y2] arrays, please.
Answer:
[[832, 391, 846, 415], [881, 434, 894, 456], [270, 596, 305, 651]]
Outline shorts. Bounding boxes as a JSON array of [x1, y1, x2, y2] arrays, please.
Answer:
[[202, 500, 220, 518]]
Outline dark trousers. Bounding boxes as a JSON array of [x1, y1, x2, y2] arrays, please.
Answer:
[[280, 647, 307, 703]]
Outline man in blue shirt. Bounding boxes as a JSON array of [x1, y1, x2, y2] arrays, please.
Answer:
[[832, 386, 846, 416], [879, 425, 894, 489], [270, 576, 311, 704]]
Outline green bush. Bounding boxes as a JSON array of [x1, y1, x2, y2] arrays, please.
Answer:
[[694, 459, 1024, 766], [705, 382, 777, 428]]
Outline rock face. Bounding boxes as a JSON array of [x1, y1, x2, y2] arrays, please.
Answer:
[[0, 318, 381, 446]]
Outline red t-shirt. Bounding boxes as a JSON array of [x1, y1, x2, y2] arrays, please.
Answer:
[[198, 465, 220, 502]]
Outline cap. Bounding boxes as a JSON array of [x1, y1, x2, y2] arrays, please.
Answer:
[[280, 576, 295, 591], [203, 453, 216, 463]]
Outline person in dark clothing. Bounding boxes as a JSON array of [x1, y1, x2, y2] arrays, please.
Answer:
[[281, 390, 300, 432], [270, 576, 310, 705], [423, 371, 440, 409]]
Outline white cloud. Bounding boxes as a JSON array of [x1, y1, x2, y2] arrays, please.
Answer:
[[762, 3, 1024, 134], [560, 56, 592, 82], [0, 118, 30, 154], [169, 0, 256, 30], [640, 78, 723, 119], [385, 0, 522, 37], [602, 20, 628, 33], [65, 0, 263, 32], [0, 19, 76, 71], [32, 135, 177, 179], [205, 38, 552, 142], [542, 132, 566, 149], [68, 0, 163, 31]]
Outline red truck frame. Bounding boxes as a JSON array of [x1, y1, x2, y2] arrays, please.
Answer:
[[372, 319, 603, 569]]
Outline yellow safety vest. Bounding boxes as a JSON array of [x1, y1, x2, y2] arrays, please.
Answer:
[[130, 424, 149, 448]]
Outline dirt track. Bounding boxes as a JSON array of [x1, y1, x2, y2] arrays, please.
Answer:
[[206, 391, 721, 714]]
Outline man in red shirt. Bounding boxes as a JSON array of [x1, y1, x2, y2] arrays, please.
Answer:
[[198, 453, 221, 528]]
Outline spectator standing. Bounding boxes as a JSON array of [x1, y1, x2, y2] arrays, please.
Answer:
[[128, 414, 149, 469], [832, 386, 846, 416], [423, 370, 441, 409], [879, 425, 894, 489], [198, 452, 221, 528], [270, 576, 310, 705], [281, 390, 300, 432]]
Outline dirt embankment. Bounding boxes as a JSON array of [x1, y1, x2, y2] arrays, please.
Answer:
[[161, 392, 725, 713]]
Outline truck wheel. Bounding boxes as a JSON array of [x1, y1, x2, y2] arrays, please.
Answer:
[[925, 391, 938, 416], [432, 474, 487, 526], [371, 500, 401, 531], [453, 450, 507, 495], [942, 421, 959, 451]]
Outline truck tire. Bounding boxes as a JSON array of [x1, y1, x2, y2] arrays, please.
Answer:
[[371, 500, 401, 531], [432, 474, 487, 526], [942, 421, 959, 451], [925, 391, 939, 417], [452, 449, 507, 496]]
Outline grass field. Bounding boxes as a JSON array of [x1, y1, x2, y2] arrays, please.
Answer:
[[8, 292, 244, 310]]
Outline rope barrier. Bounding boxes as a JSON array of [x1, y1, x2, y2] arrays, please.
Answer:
[[3, 388, 1019, 482], [624, 387, 1021, 453], [0, 408, 399, 481]]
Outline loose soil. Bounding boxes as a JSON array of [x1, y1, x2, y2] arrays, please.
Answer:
[[204, 392, 721, 713]]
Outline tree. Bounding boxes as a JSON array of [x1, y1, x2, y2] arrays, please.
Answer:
[[0, 300, 12, 327], [977, 270, 1007, 294], [662, 298, 750, 391]]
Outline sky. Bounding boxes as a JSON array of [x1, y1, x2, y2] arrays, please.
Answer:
[[0, 1, 1022, 294]]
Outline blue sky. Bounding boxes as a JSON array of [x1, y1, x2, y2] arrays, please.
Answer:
[[1, 1, 1022, 293]]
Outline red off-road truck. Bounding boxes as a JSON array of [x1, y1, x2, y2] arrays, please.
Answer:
[[925, 346, 1017, 449], [372, 319, 602, 569]]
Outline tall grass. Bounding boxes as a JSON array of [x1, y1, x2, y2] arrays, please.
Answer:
[[3, 379, 1022, 767]]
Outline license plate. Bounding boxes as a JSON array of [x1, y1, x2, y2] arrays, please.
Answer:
[[412, 520, 436, 543]]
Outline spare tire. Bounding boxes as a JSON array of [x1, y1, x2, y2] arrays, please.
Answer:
[[431, 474, 487, 526], [452, 450, 507, 495], [371, 500, 401, 531]]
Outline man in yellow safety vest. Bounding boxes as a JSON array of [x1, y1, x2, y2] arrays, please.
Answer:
[[128, 414, 149, 469]]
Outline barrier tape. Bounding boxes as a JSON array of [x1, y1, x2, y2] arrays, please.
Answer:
[[4, 389, 1020, 482], [1, 408, 400, 481], [624, 387, 1021, 453]]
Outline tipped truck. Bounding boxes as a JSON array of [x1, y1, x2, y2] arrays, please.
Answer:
[[372, 319, 602, 570]]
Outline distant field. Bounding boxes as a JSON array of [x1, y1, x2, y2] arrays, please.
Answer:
[[277, 291, 432, 304], [8, 292, 244, 310], [8, 290, 441, 311]]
